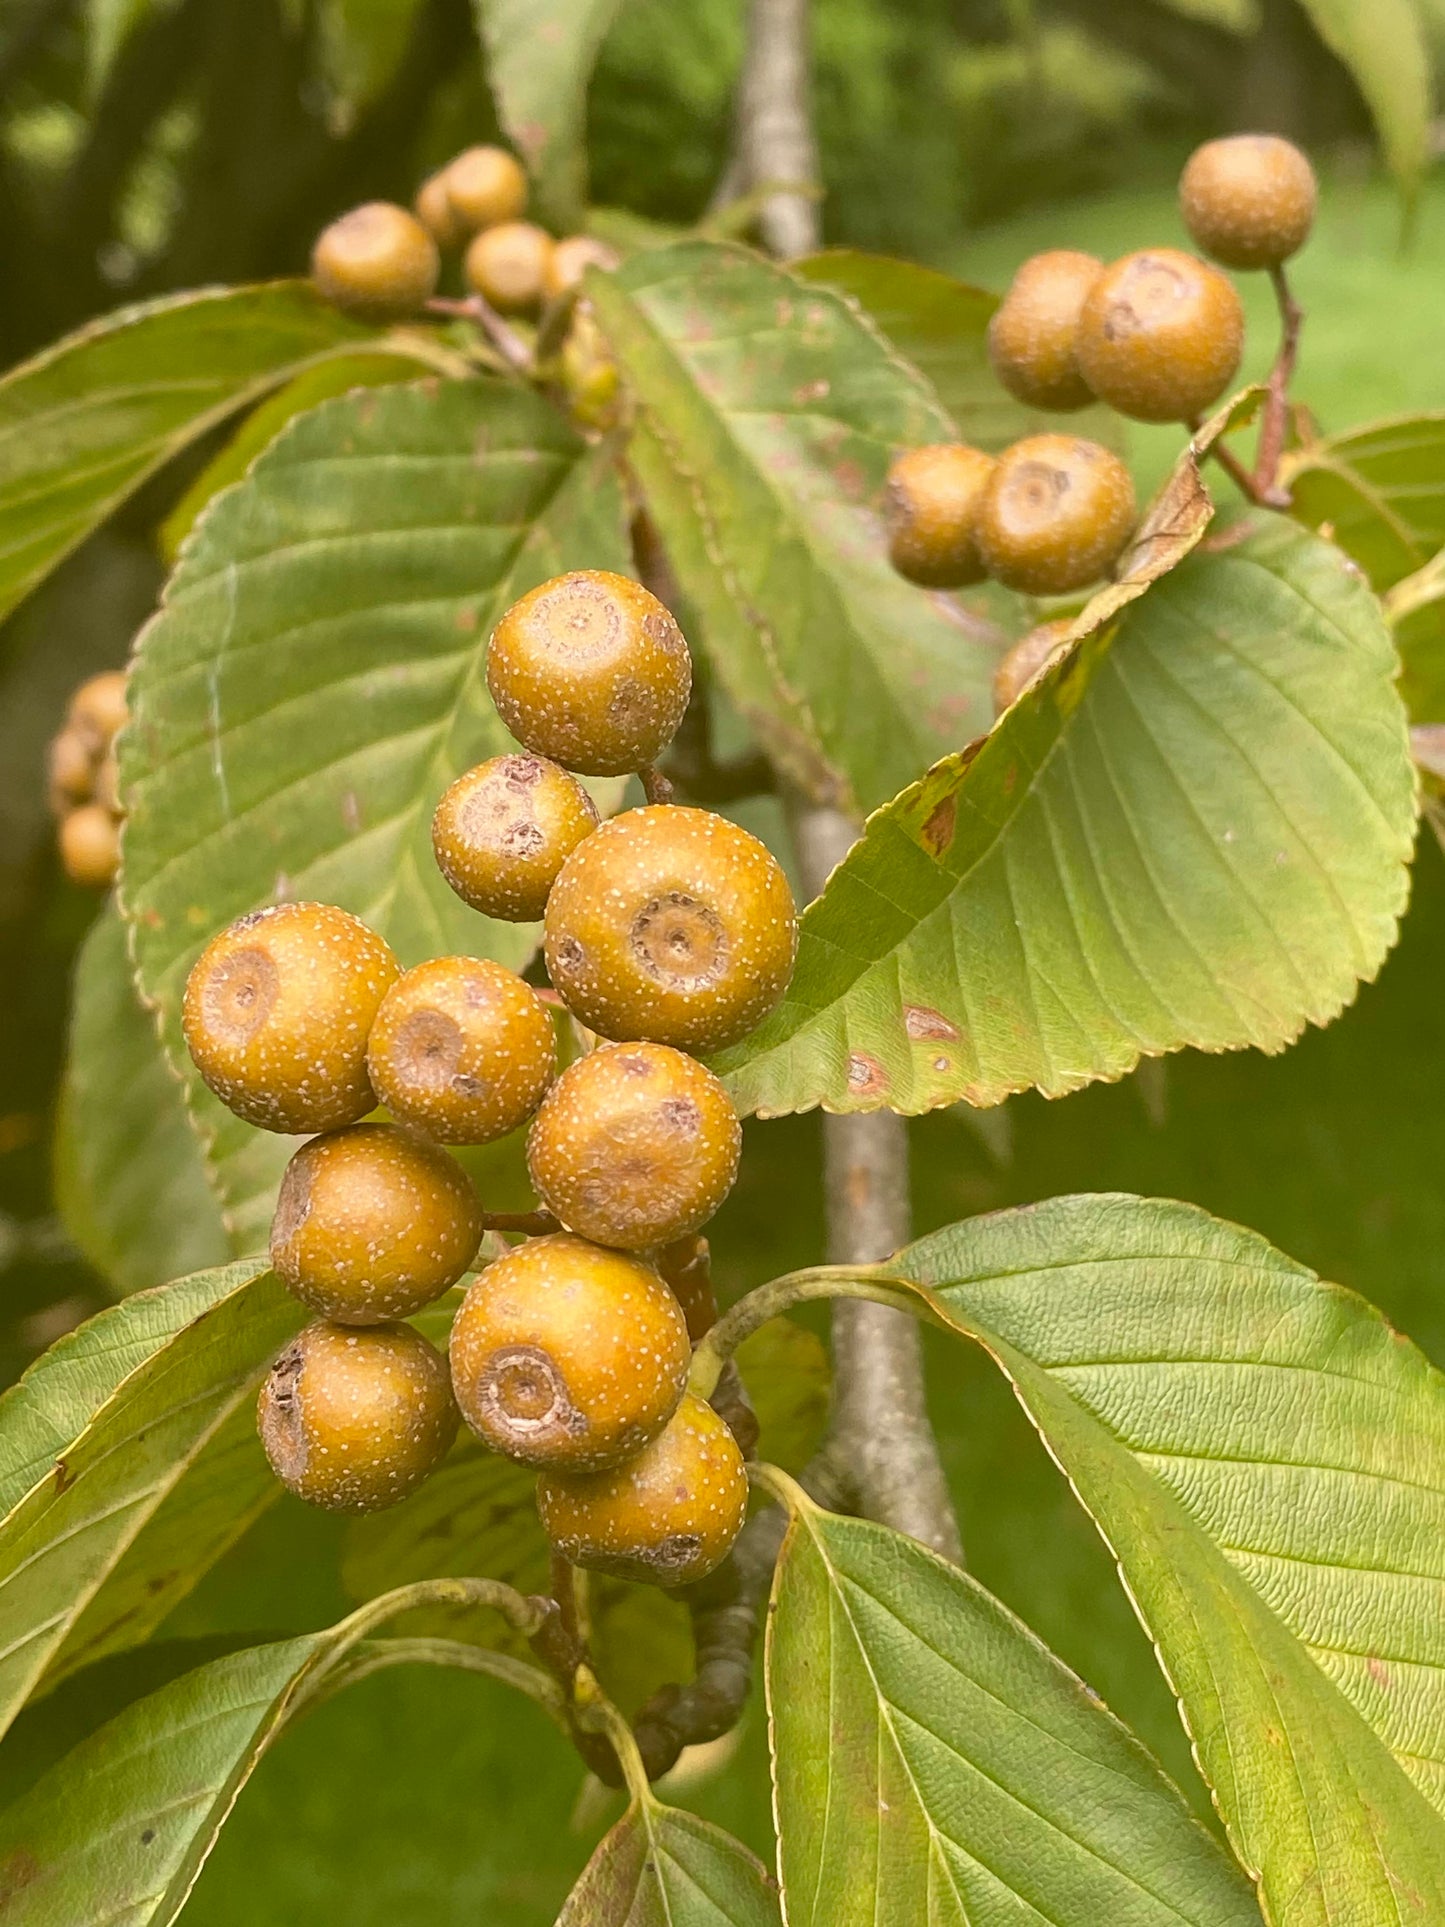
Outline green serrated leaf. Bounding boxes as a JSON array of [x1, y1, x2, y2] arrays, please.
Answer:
[[897, 1193, 1445, 1921], [0, 1593, 549, 1927], [1293, 0, 1432, 203], [119, 378, 631, 1248], [158, 350, 433, 564], [592, 241, 1006, 816], [558, 1797, 781, 1927], [791, 250, 1120, 455], [473, 0, 625, 227], [0, 283, 380, 628], [1284, 411, 1445, 590], [0, 1263, 300, 1741], [53, 902, 228, 1296], [767, 1502, 1257, 1926], [713, 512, 1417, 1117]]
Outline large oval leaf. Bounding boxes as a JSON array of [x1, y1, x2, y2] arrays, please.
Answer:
[[1284, 411, 1445, 590], [474, 0, 625, 226], [713, 512, 1417, 1116], [1292, 0, 1432, 204], [896, 1193, 1445, 1923], [766, 1499, 1257, 1926], [0, 1592, 552, 1927], [558, 1797, 781, 1927], [119, 377, 630, 1247], [0, 1263, 300, 1739], [53, 902, 228, 1296], [590, 240, 1007, 817], [0, 283, 400, 627], [792, 250, 1120, 455]]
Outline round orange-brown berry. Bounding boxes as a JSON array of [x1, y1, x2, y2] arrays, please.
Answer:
[[182, 902, 400, 1133], [992, 618, 1074, 715], [366, 955, 555, 1143], [413, 169, 463, 250], [448, 1232, 690, 1470], [464, 221, 554, 314], [58, 803, 120, 888], [48, 728, 95, 812], [66, 669, 129, 752], [258, 1319, 457, 1511], [1180, 134, 1317, 271], [311, 202, 439, 321], [987, 250, 1102, 411], [270, 1122, 483, 1323], [442, 145, 527, 234], [486, 570, 692, 777], [1075, 249, 1244, 424], [543, 234, 620, 301], [883, 444, 995, 589], [976, 434, 1136, 595], [543, 806, 797, 1053], [527, 1041, 741, 1250], [536, 1392, 748, 1587], [432, 753, 598, 923]]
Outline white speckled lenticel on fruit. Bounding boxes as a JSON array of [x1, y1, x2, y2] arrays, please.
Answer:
[[257, 1320, 458, 1512], [448, 1233, 691, 1471], [270, 1122, 484, 1323], [543, 805, 797, 1052], [182, 901, 400, 1134], [527, 1041, 741, 1249], [486, 571, 692, 777], [366, 955, 555, 1144], [977, 434, 1136, 596], [536, 1392, 748, 1587]]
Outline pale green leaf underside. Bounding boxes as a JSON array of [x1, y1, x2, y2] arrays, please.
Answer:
[[1284, 411, 1445, 590], [899, 1193, 1445, 1923], [1293, 0, 1432, 198], [0, 1599, 523, 1927], [792, 250, 1121, 455], [591, 240, 1005, 818], [119, 378, 630, 1248], [0, 1264, 299, 1740], [558, 1799, 781, 1927], [473, 0, 624, 226], [54, 901, 229, 1296], [768, 1504, 1257, 1926], [0, 282, 375, 627], [713, 513, 1417, 1117]]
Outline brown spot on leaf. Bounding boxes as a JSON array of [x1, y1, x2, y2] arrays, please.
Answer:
[[846, 1053, 888, 1096], [919, 796, 957, 858], [1367, 1656, 1391, 1690], [905, 1005, 960, 1042], [1199, 517, 1257, 554], [454, 605, 478, 632], [794, 378, 830, 406], [53, 1457, 74, 1495], [0, 1850, 41, 1904]]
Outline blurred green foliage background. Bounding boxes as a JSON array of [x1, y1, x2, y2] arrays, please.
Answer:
[[1, 1, 1443, 1918]]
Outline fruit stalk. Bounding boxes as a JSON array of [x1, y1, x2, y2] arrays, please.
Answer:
[[1255, 263, 1303, 504]]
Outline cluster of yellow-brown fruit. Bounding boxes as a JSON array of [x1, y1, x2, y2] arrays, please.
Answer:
[[884, 133, 1318, 711], [48, 669, 129, 888], [182, 570, 798, 1589], [310, 142, 619, 426]]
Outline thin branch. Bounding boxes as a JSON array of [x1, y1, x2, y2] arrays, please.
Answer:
[[788, 804, 963, 1563], [731, 0, 823, 258], [638, 763, 675, 805], [479, 1208, 559, 1238], [424, 294, 533, 374], [729, 0, 961, 1565], [1253, 263, 1303, 506]]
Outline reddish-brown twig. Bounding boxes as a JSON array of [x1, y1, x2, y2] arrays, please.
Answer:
[[1253, 263, 1303, 506], [424, 293, 532, 375]]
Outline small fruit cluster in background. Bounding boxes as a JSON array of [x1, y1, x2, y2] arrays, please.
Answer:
[[309, 143, 621, 429], [48, 669, 128, 888], [182, 569, 798, 1590], [886, 133, 1317, 710]]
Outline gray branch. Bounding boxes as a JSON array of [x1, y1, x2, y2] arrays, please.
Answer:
[[731, 0, 822, 258], [791, 804, 963, 1562]]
